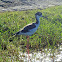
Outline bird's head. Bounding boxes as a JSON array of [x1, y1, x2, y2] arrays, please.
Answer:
[[35, 12, 42, 18]]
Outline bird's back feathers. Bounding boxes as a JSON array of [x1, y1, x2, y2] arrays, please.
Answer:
[[21, 23, 36, 33]]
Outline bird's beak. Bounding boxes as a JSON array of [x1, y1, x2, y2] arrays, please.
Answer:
[[42, 16, 44, 17]]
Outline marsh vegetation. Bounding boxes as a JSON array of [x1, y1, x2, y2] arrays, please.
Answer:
[[0, 5, 62, 62]]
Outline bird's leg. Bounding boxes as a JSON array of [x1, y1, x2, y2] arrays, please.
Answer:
[[26, 36, 29, 54], [27, 36, 29, 42], [26, 36, 30, 60]]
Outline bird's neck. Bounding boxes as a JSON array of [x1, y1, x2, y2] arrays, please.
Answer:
[[35, 16, 40, 24]]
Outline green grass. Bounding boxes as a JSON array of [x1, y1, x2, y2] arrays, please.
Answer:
[[0, 5, 62, 61]]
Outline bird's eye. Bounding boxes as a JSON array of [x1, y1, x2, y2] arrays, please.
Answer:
[[38, 13, 42, 15]]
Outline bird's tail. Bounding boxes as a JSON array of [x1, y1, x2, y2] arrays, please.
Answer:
[[13, 31, 21, 36], [9, 31, 21, 42]]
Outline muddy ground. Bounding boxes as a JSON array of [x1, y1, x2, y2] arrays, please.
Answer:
[[0, 0, 62, 12]]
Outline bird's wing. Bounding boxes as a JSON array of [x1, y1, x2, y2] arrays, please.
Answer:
[[21, 23, 36, 33]]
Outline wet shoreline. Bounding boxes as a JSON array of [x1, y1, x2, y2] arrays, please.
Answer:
[[0, 0, 62, 12]]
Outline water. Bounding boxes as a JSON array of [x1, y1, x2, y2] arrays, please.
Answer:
[[19, 46, 62, 62]]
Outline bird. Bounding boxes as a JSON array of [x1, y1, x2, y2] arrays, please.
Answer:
[[14, 12, 43, 36], [13, 12, 43, 59]]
